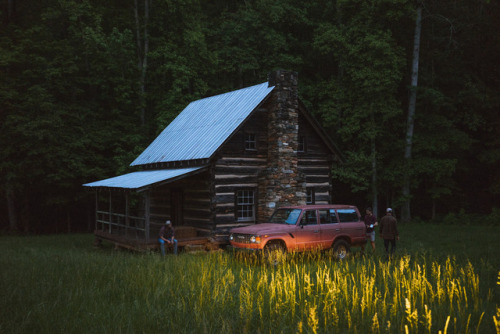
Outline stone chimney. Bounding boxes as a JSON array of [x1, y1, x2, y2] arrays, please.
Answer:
[[259, 70, 306, 220]]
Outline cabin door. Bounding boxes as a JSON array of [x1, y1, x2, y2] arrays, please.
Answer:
[[170, 188, 184, 226]]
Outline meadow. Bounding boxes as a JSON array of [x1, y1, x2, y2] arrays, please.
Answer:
[[1, 222, 499, 333]]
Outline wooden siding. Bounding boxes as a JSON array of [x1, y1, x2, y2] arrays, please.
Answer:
[[218, 108, 269, 157], [149, 170, 212, 233], [212, 157, 266, 229], [298, 110, 333, 204], [212, 107, 269, 229]]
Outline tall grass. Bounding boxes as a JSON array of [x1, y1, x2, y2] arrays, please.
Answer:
[[0, 223, 499, 333]]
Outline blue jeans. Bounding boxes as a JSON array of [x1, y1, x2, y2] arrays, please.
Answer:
[[159, 238, 178, 255]]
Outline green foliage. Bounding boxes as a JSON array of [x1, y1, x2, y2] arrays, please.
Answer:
[[0, 0, 143, 231], [442, 209, 472, 225], [1, 0, 499, 230], [485, 208, 500, 226], [438, 208, 500, 226], [311, 0, 408, 201]]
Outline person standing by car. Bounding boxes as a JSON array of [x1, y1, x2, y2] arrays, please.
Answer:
[[159, 220, 178, 255], [361, 207, 378, 254], [379, 208, 399, 258]]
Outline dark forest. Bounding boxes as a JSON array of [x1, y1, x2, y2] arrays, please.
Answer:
[[1, 0, 499, 233]]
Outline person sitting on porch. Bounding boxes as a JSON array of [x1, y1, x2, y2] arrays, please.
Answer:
[[159, 220, 178, 255]]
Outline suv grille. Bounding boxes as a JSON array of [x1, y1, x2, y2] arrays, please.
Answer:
[[232, 233, 253, 244]]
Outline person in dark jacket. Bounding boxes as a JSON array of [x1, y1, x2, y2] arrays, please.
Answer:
[[379, 208, 399, 258], [159, 220, 178, 255], [361, 207, 378, 254]]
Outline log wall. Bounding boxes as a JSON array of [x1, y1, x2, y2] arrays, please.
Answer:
[[213, 108, 268, 230], [297, 111, 333, 204], [149, 170, 212, 233]]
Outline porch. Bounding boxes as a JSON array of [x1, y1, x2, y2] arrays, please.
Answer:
[[84, 167, 225, 252]]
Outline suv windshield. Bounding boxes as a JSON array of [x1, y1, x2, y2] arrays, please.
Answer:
[[269, 209, 302, 225]]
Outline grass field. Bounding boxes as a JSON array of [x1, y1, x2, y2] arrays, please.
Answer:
[[1, 222, 499, 333]]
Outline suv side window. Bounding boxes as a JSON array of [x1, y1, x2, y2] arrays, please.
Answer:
[[319, 209, 338, 224], [300, 210, 318, 225], [337, 209, 359, 223]]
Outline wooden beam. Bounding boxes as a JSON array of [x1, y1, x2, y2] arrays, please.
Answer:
[[125, 192, 130, 237], [95, 190, 99, 231], [108, 190, 112, 233], [144, 191, 151, 242]]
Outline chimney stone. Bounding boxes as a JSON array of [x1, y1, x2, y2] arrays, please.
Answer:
[[259, 70, 306, 220]]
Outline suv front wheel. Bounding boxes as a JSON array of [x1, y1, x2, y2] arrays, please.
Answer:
[[332, 239, 350, 260], [263, 242, 286, 266]]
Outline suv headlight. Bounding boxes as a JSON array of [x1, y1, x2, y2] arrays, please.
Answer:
[[250, 235, 261, 244]]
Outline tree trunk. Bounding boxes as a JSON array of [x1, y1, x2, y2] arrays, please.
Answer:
[[7, 0, 15, 23], [67, 210, 71, 233], [370, 110, 379, 218], [431, 198, 436, 220], [134, 0, 150, 126], [6, 185, 17, 231], [402, 4, 422, 222], [371, 141, 378, 218]]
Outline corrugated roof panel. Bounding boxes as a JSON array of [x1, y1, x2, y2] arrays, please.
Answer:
[[82, 167, 205, 190], [131, 82, 275, 166]]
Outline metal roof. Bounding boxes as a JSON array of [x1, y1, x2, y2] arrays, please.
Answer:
[[82, 167, 206, 191], [131, 82, 275, 166]]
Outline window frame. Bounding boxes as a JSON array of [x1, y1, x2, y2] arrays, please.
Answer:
[[298, 135, 307, 153], [299, 209, 318, 226], [306, 188, 315, 205], [319, 209, 338, 224], [244, 133, 257, 151], [337, 209, 360, 223], [235, 189, 256, 222]]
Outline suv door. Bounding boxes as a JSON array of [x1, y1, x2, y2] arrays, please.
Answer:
[[318, 209, 340, 248], [337, 208, 365, 245], [294, 209, 321, 250]]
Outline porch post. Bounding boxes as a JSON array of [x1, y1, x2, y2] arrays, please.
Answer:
[[125, 192, 130, 237], [144, 190, 151, 242], [95, 190, 99, 231], [108, 190, 112, 233]]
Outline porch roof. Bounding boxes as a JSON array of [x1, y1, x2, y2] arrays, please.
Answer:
[[83, 166, 207, 192]]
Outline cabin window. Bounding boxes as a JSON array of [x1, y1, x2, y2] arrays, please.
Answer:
[[236, 189, 255, 221], [306, 188, 315, 204], [298, 135, 306, 153], [245, 133, 257, 150]]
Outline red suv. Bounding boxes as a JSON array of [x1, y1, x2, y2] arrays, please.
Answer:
[[229, 205, 366, 259]]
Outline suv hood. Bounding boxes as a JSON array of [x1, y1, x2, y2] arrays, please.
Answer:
[[230, 223, 295, 235]]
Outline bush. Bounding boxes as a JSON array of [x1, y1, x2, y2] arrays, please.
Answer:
[[442, 208, 471, 225], [439, 208, 500, 226], [485, 208, 500, 225]]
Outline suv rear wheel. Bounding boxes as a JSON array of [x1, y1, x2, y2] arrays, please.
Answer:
[[332, 240, 350, 260]]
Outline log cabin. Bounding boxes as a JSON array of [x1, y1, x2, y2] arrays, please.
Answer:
[[83, 70, 343, 251]]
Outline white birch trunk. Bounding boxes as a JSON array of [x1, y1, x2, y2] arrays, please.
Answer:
[[134, 0, 150, 126], [402, 5, 422, 222]]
